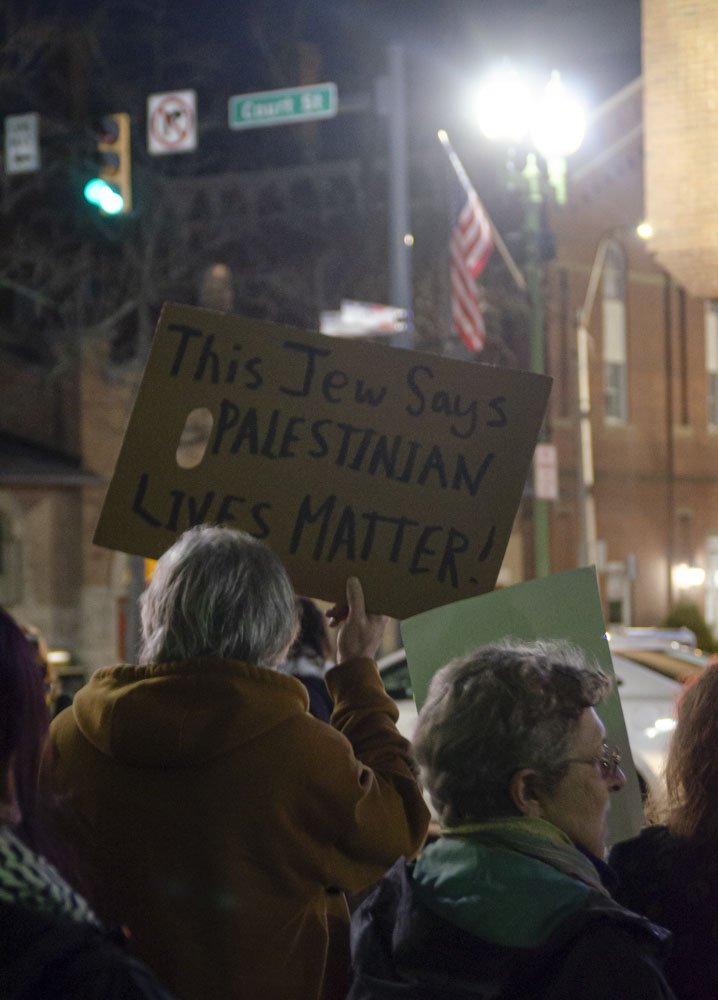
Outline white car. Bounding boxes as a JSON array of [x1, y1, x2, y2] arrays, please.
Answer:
[[378, 628, 711, 804], [607, 627, 708, 800]]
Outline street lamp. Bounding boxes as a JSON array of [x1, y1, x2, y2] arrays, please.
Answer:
[[475, 68, 586, 578], [473, 68, 585, 203]]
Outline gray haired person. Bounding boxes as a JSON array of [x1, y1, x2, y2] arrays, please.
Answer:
[[349, 639, 677, 1000], [138, 524, 298, 666], [46, 525, 429, 1000]]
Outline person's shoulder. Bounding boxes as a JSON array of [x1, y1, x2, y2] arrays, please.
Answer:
[[609, 825, 677, 875], [552, 900, 675, 999], [616, 823, 672, 848], [0, 901, 175, 999]]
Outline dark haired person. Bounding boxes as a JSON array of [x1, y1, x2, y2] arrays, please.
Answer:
[[349, 639, 675, 1000], [277, 596, 335, 721], [47, 526, 429, 1000], [610, 661, 718, 1000], [0, 608, 175, 999]]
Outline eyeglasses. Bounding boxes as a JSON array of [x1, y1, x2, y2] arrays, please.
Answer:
[[564, 743, 622, 780]]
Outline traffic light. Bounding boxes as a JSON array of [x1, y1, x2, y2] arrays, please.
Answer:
[[83, 112, 132, 215]]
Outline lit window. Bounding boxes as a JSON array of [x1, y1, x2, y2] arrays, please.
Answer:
[[602, 241, 628, 423], [706, 535, 718, 628], [705, 301, 718, 430]]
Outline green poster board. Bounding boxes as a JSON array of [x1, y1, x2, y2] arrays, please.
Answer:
[[400, 567, 644, 846]]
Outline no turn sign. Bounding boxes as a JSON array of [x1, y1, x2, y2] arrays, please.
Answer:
[[147, 90, 197, 155]]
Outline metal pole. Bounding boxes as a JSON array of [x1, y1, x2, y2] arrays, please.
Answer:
[[523, 154, 550, 577], [576, 235, 611, 568], [576, 320, 598, 567], [124, 554, 145, 662], [386, 44, 413, 348], [663, 273, 675, 608]]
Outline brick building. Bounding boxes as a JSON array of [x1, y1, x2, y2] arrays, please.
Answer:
[[544, 68, 718, 630], [0, 341, 139, 675]]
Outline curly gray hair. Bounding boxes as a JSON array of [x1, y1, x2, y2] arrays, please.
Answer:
[[139, 525, 299, 667], [412, 639, 611, 826]]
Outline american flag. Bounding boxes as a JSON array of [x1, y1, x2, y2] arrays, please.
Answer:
[[443, 137, 494, 352]]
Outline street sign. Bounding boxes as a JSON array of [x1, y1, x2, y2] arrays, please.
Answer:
[[4, 113, 40, 174], [341, 300, 408, 333], [228, 83, 338, 131], [147, 90, 197, 155], [534, 442, 559, 501], [320, 300, 409, 337]]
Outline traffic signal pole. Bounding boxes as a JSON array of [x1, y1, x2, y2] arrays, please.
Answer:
[[387, 45, 413, 349], [84, 112, 132, 215], [376, 45, 414, 349]]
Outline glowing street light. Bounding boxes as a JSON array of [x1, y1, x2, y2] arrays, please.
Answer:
[[475, 68, 586, 204], [473, 67, 586, 578], [471, 66, 532, 145], [531, 71, 585, 204], [531, 71, 585, 158]]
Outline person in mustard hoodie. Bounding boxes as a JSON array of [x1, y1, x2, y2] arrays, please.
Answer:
[[46, 525, 429, 1000]]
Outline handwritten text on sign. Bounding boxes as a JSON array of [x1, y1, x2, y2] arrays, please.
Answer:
[[94, 304, 551, 619]]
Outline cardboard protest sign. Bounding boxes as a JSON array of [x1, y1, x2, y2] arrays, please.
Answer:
[[94, 303, 551, 619], [400, 567, 644, 844]]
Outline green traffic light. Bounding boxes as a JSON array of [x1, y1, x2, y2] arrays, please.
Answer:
[[83, 177, 125, 215]]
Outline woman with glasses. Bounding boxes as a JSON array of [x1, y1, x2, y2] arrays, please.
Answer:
[[609, 660, 718, 1000], [348, 639, 676, 1000]]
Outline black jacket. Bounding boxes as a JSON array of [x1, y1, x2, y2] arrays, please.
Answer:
[[348, 859, 676, 1000], [611, 825, 718, 1000], [0, 901, 175, 1000]]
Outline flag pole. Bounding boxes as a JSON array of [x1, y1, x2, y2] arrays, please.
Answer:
[[438, 131, 527, 293]]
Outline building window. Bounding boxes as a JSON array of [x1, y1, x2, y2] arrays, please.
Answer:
[[0, 511, 22, 605], [706, 535, 718, 628], [705, 301, 718, 429], [602, 241, 628, 423]]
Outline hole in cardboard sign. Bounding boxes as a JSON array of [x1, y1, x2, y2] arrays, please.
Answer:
[[176, 407, 214, 469]]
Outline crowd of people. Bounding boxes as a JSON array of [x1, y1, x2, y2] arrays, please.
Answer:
[[1, 523, 716, 998]]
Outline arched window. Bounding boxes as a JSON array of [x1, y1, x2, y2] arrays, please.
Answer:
[[602, 240, 628, 423], [705, 300, 718, 430]]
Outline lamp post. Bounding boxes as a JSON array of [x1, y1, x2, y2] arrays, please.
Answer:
[[575, 235, 613, 569], [522, 152, 551, 577], [475, 67, 585, 578]]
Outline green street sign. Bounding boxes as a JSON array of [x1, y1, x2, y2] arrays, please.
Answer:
[[228, 83, 338, 131]]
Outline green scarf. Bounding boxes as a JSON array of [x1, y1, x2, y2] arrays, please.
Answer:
[[442, 816, 608, 895], [413, 816, 608, 948]]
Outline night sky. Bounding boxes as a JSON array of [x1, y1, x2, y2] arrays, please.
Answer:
[[39, 0, 642, 115], [16, 0, 643, 179], [181, 0, 642, 106]]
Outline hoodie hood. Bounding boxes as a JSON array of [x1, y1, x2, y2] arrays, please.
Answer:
[[72, 657, 310, 768]]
